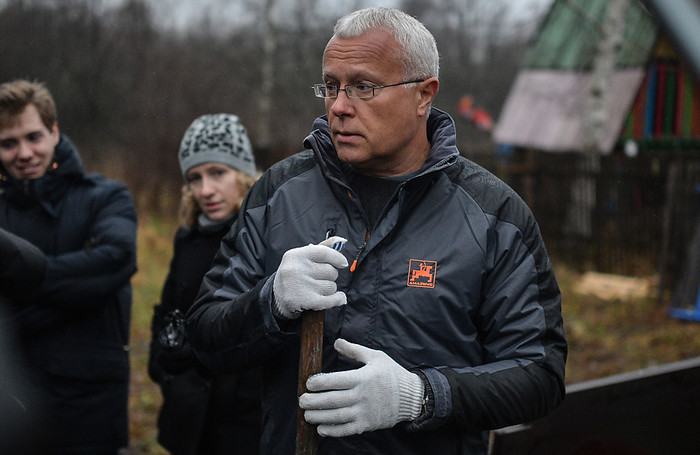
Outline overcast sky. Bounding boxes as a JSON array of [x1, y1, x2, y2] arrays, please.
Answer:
[[138, 0, 554, 33]]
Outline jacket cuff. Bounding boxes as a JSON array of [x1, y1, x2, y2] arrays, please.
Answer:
[[404, 367, 452, 431], [260, 273, 299, 335]]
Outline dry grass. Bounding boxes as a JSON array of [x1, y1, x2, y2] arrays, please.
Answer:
[[128, 216, 176, 454], [557, 265, 700, 384], [125, 218, 700, 453]]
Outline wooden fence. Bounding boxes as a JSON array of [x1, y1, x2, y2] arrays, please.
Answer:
[[487, 148, 700, 293]]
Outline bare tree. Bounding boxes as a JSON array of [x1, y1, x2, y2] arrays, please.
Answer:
[[0, 0, 545, 214], [564, 0, 628, 239]]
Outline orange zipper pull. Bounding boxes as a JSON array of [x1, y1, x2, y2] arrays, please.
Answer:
[[350, 230, 370, 273]]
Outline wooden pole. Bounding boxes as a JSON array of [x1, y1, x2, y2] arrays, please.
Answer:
[[295, 235, 345, 455], [295, 309, 324, 455]]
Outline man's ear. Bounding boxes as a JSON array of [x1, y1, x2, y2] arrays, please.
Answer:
[[50, 122, 60, 146], [417, 78, 439, 117]]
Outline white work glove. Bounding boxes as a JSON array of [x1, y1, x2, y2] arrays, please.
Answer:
[[299, 338, 424, 437], [272, 236, 348, 319]]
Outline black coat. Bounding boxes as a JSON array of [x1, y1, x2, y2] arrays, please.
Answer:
[[0, 136, 137, 454], [0, 226, 46, 305], [149, 220, 261, 455], [0, 227, 46, 455]]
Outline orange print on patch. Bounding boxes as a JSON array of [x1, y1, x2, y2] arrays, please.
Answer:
[[407, 259, 437, 288]]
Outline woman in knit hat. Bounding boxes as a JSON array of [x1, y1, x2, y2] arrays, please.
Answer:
[[148, 114, 261, 455]]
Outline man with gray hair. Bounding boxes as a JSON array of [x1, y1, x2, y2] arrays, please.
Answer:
[[187, 7, 566, 455]]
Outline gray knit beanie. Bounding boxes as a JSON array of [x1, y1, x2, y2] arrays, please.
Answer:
[[178, 113, 257, 178]]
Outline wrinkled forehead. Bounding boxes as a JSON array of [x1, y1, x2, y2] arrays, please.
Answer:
[[322, 31, 403, 80]]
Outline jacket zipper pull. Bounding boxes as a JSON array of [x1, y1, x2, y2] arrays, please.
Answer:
[[350, 230, 370, 272]]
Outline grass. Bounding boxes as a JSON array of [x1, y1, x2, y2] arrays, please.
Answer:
[[126, 217, 700, 453], [129, 216, 177, 454], [556, 266, 700, 384]]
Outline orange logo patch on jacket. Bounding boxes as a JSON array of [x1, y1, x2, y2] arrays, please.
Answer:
[[407, 259, 437, 288]]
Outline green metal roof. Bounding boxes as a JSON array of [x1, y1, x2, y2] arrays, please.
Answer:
[[495, 0, 700, 152], [525, 0, 659, 70]]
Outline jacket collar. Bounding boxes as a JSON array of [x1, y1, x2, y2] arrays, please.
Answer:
[[304, 107, 460, 183], [0, 135, 85, 215]]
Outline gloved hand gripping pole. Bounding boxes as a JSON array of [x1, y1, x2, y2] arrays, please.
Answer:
[[295, 237, 346, 455]]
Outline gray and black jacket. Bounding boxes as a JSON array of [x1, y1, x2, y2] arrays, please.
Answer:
[[187, 108, 567, 455]]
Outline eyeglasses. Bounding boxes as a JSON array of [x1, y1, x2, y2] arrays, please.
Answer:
[[312, 79, 424, 99]]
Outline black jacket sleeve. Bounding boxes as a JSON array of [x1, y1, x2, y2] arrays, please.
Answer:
[[37, 181, 137, 308], [0, 227, 46, 300], [12, 180, 137, 335]]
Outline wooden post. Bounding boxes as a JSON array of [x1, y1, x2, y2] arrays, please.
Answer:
[[295, 309, 325, 455], [295, 235, 345, 454]]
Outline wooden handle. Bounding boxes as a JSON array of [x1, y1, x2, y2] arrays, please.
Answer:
[[295, 309, 325, 455]]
